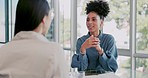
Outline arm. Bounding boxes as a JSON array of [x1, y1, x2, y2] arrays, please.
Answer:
[[47, 44, 68, 78], [71, 38, 88, 71], [96, 35, 118, 72]]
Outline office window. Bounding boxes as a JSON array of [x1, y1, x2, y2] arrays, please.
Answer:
[[77, 0, 130, 49], [136, 0, 148, 54], [116, 56, 131, 78], [59, 0, 72, 72], [77, 0, 131, 77], [9, 0, 18, 38], [104, 0, 130, 49], [46, 0, 55, 41], [136, 58, 148, 78], [0, 0, 5, 42], [59, 0, 71, 48], [64, 50, 71, 72], [136, 0, 148, 77]]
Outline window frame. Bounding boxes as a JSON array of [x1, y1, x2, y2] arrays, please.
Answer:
[[0, 0, 9, 44]]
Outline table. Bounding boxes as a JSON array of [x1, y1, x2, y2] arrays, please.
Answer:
[[69, 72, 120, 78], [85, 72, 120, 78]]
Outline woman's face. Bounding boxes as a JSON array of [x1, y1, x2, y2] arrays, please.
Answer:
[[86, 12, 102, 33]]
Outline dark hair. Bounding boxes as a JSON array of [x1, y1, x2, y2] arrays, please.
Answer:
[[14, 0, 50, 36], [85, 0, 110, 20]]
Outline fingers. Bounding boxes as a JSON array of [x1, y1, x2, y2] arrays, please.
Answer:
[[88, 35, 94, 44], [92, 44, 98, 48], [84, 35, 100, 49], [92, 38, 99, 43], [89, 35, 100, 43], [92, 41, 98, 45]]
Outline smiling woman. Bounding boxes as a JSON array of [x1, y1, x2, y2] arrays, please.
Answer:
[[71, 0, 118, 76]]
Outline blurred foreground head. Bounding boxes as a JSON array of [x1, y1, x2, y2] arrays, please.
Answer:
[[14, 0, 51, 36]]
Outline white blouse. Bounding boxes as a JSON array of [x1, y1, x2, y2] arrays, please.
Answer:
[[0, 31, 68, 78]]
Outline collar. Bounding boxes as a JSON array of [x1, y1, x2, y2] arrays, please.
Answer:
[[87, 30, 103, 40], [12, 31, 49, 42]]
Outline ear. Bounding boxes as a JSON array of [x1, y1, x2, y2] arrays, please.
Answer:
[[42, 16, 47, 24], [100, 20, 104, 27], [41, 16, 47, 33]]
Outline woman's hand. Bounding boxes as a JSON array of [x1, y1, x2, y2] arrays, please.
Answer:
[[95, 44, 104, 56], [80, 35, 100, 54]]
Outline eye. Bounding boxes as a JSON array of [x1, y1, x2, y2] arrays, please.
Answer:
[[92, 18, 97, 21], [86, 18, 89, 22]]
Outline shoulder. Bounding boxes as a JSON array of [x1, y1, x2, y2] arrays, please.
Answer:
[[42, 42, 63, 52], [36, 42, 65, 62], [77, 34, 89, 42], [101, 33, 116, 44], [102, 33, 114, 38], [102, 33, 115, 40], [19, 40, 64, 56]]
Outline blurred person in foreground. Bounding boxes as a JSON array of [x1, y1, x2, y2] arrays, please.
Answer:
[[71, 0, 118, 75], [0, 0, 68, 78]]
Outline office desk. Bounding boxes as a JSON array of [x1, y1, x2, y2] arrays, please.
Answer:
[[85, 72, 120, 78], [69, 72, 120, 78]]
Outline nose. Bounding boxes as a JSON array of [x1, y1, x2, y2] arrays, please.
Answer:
[[88, 20, 93, 24], [87, 20, 93, 27]]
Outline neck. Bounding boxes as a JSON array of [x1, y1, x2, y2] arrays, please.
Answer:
[[33, 24, 43, 35], [90, 30, 99, 37]]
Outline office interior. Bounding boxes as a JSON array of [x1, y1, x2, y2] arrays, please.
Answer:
[[0, 0, 148, 78]]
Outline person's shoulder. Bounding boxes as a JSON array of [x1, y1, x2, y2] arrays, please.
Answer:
[[77, 34, 89, 41], [40, 42, 64, 56], [43, 42, 62, 49], [79, 34, 88, 38], [102, 33, 115, 39]]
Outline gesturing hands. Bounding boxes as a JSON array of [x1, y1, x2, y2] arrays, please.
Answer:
[[80, 35, 103, 55]]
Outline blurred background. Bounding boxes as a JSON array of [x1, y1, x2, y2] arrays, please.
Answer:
[[0, 0, 148, 78]]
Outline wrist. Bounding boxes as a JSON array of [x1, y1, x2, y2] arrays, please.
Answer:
[[80, 45, 86, 54], [98, 48, 104, 56]]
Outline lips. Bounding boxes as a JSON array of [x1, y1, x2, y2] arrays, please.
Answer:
[[88, 26, 94, 30], [88, 28, 92, 30]]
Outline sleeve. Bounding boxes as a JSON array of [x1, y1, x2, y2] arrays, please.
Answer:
[[96, 35, 118, 73], [52, 45, 69, 78], [71, 38, 88, 71]]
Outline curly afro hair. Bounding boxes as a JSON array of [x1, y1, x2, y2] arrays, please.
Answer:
[[85, 0, 110, 20]]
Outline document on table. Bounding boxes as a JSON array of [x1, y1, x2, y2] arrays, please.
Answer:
[[85, 72, 120, 78]]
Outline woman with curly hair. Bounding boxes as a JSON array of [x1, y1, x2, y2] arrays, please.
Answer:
[[71, 0, 118, 75]]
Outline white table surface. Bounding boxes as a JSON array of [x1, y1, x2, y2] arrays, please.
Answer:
[[85, 72, 120, 78], [69, 72, 120, 78]]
